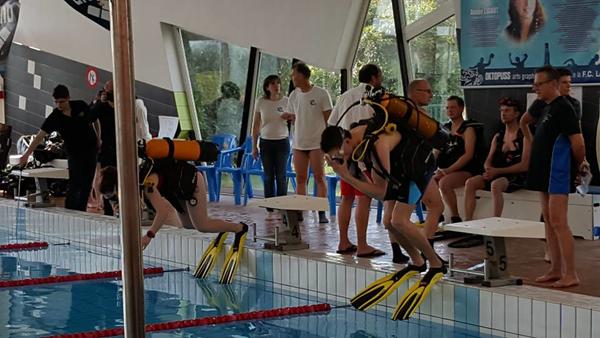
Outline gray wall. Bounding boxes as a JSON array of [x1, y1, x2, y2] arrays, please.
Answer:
[[4, 43, 178, 152]]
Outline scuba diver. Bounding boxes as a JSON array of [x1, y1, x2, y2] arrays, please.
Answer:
[[99, 138, 248, 284], [320, 88, 449, 320]]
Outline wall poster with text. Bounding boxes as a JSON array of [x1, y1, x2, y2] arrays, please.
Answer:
[[460, 0, 600, 87]]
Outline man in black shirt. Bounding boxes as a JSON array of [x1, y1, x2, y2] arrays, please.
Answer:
[[90, 80, 117, 215], [520, 66, 588, 288], [19, 85, 99, 211]]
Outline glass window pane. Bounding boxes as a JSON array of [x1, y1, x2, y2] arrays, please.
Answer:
[[403, 0, 446, 25], [408, 16, 463, 121], [256, 53, 292, 99], [181, 30, 250, 140], [354, 0, 403, 94], [309, 66, 340, 105]]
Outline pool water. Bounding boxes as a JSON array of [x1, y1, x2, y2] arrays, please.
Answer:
[[0, 230, 496, 337]]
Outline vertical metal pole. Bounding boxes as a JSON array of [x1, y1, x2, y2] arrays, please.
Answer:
[[391, 0, 411, 96], [109, 0, 145, 336]]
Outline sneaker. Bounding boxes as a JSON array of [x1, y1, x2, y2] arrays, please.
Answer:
[[318, 211, 329, 223], [450, 216, 463, 223]]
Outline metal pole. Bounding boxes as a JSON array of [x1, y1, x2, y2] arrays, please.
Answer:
[[109, 0, 146, 336]]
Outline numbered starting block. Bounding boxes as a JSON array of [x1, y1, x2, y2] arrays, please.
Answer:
[[250, 195, 328, 251], [442, 217, 545, 287]]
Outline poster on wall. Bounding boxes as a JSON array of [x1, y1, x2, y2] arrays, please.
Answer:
[[460, 0, 600, 87], [0, 0, 20, 75]]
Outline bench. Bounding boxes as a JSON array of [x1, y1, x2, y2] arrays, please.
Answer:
[[450, 187, 599, 240], [443, 217, 545, 287], [11, 167, 69, 208], [250, 195, 328, 251]]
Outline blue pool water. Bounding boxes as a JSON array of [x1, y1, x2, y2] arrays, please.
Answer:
[[0, 230, 496, 337]]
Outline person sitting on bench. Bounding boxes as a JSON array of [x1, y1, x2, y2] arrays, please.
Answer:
[[463, 97, 531, 221], [434, 96, 485, 224]]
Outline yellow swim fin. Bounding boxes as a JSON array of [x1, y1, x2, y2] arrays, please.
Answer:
[[194, 232, 228, 279], [219, 223, 249, 284], [391, 266, 446, 320], [351, 264, 426, 311]]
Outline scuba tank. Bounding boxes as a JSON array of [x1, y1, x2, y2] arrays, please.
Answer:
[[140, 138, 219, 162]]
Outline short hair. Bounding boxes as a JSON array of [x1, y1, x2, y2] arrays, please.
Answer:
[[447, 95, 465, 108], [557, 68, 572, 78], [407, 79, 428, 94], [262, 74, 280, 99], [358, 64, 381, 83], [498, 96, 522, 113], [292, 62, 311, 79], [52, 85, 70, 99], [535, 65, 559, 81], [99, 166, 118, 195], [320, 126, 348, 153]]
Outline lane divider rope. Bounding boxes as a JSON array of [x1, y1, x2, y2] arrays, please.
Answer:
[[0, 241, 49, 251], [46, 303, 332, 337], [0, 267, 164, 288]]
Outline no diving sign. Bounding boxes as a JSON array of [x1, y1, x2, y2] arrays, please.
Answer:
[[86, 67, 98, 88]]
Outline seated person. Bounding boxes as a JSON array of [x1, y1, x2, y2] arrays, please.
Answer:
[[464, 97, 531, 220], [435, 96, 485, 223]]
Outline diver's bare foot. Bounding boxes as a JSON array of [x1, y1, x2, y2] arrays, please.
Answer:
[[552, 276, 579, 288], [535, 272, 561, 283]]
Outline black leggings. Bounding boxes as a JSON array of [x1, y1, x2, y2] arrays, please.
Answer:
[[66, 153, 97, 211], [259, 138, 289, 198]]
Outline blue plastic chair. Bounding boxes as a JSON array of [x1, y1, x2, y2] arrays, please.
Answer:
[[196, 134, 237, 202], [376, 200, 425, 223], [242, 138, 267, 206], [326, 174, 340, 216], [215, 140, 248, 205]]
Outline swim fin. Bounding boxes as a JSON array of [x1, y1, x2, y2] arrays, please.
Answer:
[[391, 266, 446, 320], [219, 223, 249, 284], [351, 264, 427, 311], [194, 232, 228, 279]]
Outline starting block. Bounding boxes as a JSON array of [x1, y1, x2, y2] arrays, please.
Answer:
[[250, 195, 328, 251], [442, 217, 545, 287]]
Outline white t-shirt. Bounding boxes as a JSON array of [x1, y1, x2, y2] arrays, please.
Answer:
[[255, 97, 289, 140], [135, 98, 152, 140], [328, 83, 374, 129], [287, 86, 332, 150]]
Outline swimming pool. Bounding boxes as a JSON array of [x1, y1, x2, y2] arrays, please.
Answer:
[[0, 228, 498, 337]]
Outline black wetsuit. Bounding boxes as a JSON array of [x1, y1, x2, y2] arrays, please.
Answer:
[[352, 119, 437, 204], [143, 158, 198, 214], [437, 120, 484, 175], [487, 128, 526, 192]]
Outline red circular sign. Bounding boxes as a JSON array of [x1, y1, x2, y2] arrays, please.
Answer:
[[86, 67, 99, 88]]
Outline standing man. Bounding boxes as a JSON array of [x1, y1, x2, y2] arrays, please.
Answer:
[[327, 64, 384, 258], [91, 80, 117, 216], [520, 66, 587, 288], [406, 79, 445, 252], [557, 68, 581, 120], [19, 85, 99, 211], [283, 62, 332, 223]]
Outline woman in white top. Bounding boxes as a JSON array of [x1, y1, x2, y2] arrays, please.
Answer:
[[251, 75, 290, 210], [282, 62, 332, 223]]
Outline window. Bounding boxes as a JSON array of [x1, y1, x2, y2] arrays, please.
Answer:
[[408, 16, 463, 121], [308, 66, 340, 105], [256, 53, 292, 99], [403, 0, 447, 25], [181, 30, 250, 140], [353, 0, 403, 94]]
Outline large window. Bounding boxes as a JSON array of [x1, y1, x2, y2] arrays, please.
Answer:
[[181, 30, 250, 140], [403, 0, 447, 24], [309, 66, 340, 105], [408, 16, 462, 121], [353, 0, 403, 94], [256, 53, 292, 99]]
